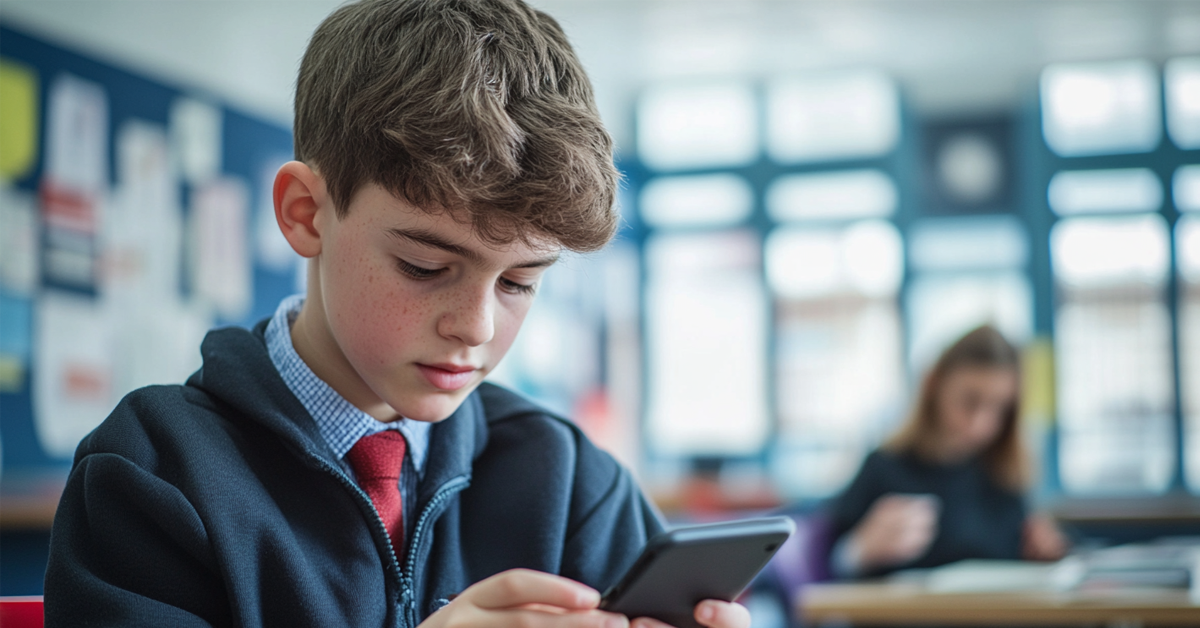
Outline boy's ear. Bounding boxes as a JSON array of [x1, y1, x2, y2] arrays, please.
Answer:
[[274, 161, 328, 258]]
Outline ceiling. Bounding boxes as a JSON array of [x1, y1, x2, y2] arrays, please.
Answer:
[[3, 0, 1199, 148]]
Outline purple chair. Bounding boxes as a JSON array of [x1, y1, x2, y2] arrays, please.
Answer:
[[757, 511, 834, 624]]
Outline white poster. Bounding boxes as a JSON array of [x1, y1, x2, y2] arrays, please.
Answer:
[[108, 119, 183, 300], [0, 182, 38, 295], [170, 97, 222, 185], [105, 297, 211, 397], [190, 177, 252, 319], [104, 119, 212, 397], [42, 73, 108, 290], [45, 73, 109, 193], [34, 291, 115, 458]]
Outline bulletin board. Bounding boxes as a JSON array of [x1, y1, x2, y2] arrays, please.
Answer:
[[0, 24, 298, 522]]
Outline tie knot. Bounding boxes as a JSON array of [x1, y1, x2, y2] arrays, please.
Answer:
[[346, 430, 407, 482]]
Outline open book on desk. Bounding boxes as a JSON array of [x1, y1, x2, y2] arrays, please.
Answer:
[[903, 538, 1200, 601]]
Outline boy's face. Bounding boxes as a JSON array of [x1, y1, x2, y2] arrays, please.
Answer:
[[302, 182, 559, 423]]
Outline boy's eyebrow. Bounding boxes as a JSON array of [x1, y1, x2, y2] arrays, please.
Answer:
[[385, 227, 560, 269]]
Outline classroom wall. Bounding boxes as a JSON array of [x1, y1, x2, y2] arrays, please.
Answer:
[[2, 0, 1200, 598], [0, 23, 297, 595]]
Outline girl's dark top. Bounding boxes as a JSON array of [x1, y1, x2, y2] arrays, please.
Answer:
[[830, 449, 1026, 577]]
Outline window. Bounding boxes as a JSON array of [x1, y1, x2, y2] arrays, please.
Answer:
[[1052, 215, 1175, 493], [765, 71, 900, 164], [766, 220, 905, 498], [1041, 60, 1161, 157], [640, 174, 753, 228], [644, 231, 769, 457], [1166, 56, 1200, 150], [766, 170, 898, 222], [1048, 168, 1163, 216], [766, 221, 903, 300], [637, 82, 758, 171], [1179, 207, 1200, 491], [904, 215, 1033, 374], [1175, 165, 1200, 212], [632, 71, 907, 503]]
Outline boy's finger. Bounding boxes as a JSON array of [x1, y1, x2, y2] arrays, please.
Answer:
[[467, 569, 601, 611], [694, 600, 751, 628], [631, 618, 675, 628], [493, 609, 628, 628]]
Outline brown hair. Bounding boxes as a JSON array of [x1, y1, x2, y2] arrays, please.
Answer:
[[884, 325, 1031, 492], [294, 0, 619, 252]]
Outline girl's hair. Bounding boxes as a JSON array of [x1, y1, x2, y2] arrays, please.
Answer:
[[883, 325, 1031, 492]]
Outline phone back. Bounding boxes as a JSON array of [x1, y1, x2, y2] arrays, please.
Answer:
[[600, 517, 794, 628]]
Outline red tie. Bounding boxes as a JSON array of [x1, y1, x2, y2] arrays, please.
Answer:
[[345, 431, 407, 558]]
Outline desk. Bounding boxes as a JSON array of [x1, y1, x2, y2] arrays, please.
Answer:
[[0, 470, 66, 529], [798, 581, 1200, 626]]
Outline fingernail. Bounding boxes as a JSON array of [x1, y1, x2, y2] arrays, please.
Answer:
[[606, 614, 628, 628], [579, 587, 601, 606], [698, 603, 716, 621]]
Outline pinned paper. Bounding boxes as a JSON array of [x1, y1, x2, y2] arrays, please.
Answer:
[[102, 120, 213, 399], [41, 182, 99, 290], [42, 73, 107, 294], [0, 354, 23, 393], [0, 58, 39, 181], [0, 292, 32, 393], [190, 177, 251, 319], [107, 120, 182, 298], [170, 98, 222, 185], [34, 290, 115, 458], [0, 183, 39, 295], [105, 296, 211, 397], [45, 73, 108, 192]]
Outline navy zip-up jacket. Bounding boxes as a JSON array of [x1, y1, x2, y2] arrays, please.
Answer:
[[45, 321, 663, 627]]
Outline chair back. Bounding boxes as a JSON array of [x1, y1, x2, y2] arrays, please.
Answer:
[[0, 596, 44, 628]]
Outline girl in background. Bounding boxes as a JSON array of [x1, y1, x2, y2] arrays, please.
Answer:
[[829, 325, 1068, 578]]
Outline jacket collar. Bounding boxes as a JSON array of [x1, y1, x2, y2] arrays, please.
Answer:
[[187, 320, 486, 492]]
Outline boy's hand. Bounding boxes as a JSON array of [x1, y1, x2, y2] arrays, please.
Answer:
[[421, 569, 628, 628], [625, 600, 750, 628], [421, 570, 750, 628]]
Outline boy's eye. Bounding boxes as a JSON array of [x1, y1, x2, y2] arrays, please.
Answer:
[[498, 276, 537, 295], [395, 258, 445, 280]]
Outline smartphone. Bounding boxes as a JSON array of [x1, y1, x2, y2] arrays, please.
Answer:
[[599, 516, 795, 628]]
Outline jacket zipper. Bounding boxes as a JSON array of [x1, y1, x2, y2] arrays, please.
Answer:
[[307, 457, 405, 608], [308, 451, 470, 627], [401, 476, 471, 627]]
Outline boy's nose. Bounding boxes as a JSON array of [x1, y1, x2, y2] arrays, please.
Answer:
[[438, 284, 495, 346]]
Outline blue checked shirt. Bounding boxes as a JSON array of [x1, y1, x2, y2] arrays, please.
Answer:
[[266, 295, 430, 533]]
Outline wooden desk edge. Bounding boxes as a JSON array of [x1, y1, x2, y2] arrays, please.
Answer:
[[798, 583, 1200, 627], [0, 471, 67, 530]]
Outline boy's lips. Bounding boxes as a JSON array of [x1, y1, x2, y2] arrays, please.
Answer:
[[416, 363, 478, 391]]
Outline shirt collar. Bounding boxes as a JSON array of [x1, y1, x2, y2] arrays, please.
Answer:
[[265, 294, 430, 475]]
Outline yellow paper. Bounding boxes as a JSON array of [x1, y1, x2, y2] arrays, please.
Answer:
[[0, 354, 25, 393], [0, 58, 39, 181], [1021, 336, 1055, 427]]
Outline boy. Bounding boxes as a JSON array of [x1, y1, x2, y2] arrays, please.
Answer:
[[44, 1, 751, 627]]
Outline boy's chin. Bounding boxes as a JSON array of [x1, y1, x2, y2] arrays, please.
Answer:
[[396, 388, 477, 423]]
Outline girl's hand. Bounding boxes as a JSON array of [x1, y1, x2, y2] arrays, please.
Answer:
[[1022, 513, 1068, 561], [849, 493, 939, 572]]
